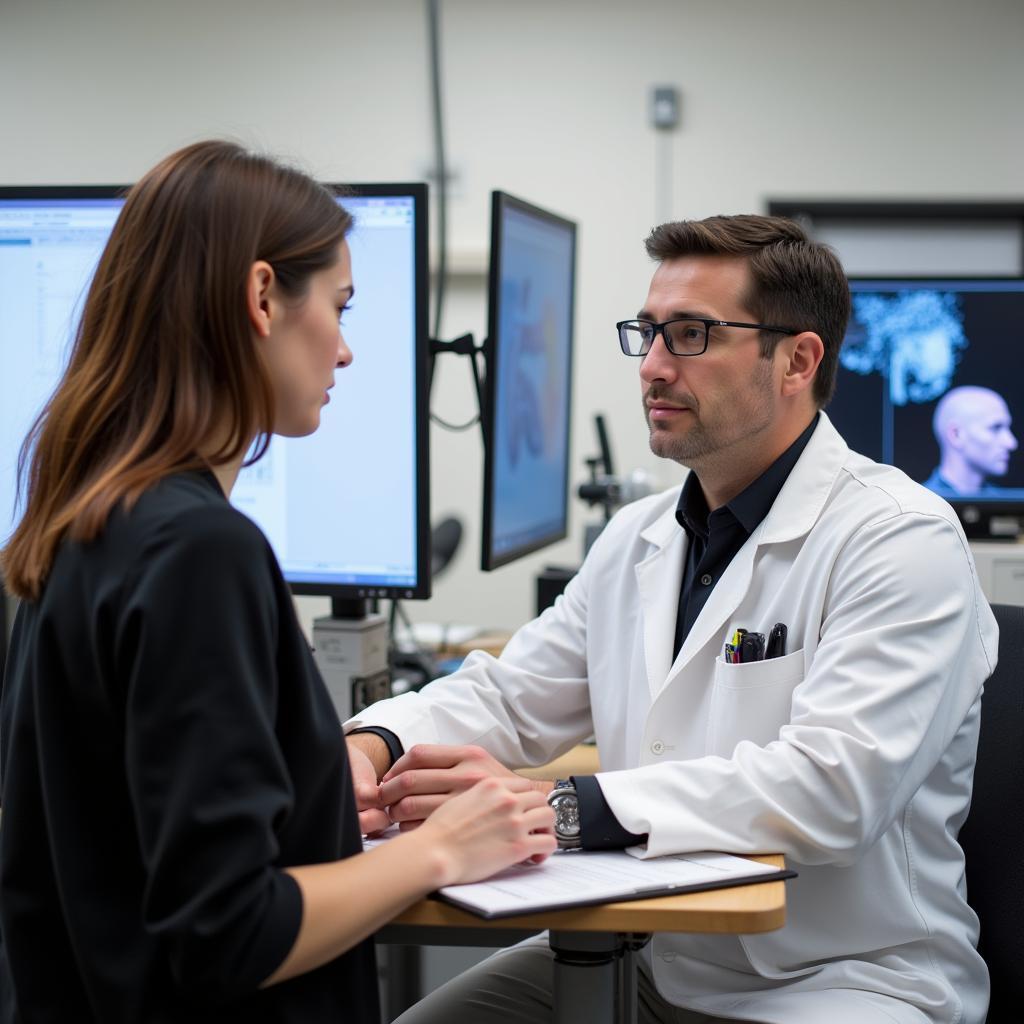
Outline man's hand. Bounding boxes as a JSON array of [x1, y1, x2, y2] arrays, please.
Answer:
[[378, 744, 551, 831], [345, 735, 391, 835]]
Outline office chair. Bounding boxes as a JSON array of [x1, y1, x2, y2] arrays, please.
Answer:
[[958, 602, 1024, 1023]]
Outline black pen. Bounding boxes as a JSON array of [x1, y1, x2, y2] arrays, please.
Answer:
[[766, 622, 788, 659]]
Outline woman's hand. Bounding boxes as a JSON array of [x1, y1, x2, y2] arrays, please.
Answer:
[[412, 776, 557, 887], [268, 774, 555, 986]]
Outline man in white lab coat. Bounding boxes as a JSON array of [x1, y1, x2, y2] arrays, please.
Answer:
[[346, 215, 997, 1024]]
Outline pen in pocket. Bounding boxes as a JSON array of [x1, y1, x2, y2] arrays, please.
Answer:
[[724, 623, 787, 663], [766, 622, 788, 659]]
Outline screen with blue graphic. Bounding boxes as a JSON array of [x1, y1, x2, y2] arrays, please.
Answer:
[[828, 278, 1024, 503], [0, 184, 430, 600], [482, 192, 577, 570]]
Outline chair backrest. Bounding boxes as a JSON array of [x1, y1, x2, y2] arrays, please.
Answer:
[[958, 602, 1024, 1020]]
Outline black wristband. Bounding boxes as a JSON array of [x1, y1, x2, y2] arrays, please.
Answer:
[[348, 726, 405, 773]]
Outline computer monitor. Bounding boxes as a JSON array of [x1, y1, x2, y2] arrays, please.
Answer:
[[0, 182, 431, 600], [232, 184, 431, 601], [828, 277, 1024, 533], [481, 191, 577, 571]]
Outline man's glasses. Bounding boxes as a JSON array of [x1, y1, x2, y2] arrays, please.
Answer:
[[616, 317, 800, 357]]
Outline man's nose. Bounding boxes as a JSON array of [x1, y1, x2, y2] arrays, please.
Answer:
[[639, 331, 679, 383]]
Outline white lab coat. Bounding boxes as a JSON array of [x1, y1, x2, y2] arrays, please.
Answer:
[[349, 414, 998, 1024]]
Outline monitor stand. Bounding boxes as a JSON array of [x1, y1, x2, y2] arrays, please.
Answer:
[[312, 598, 390, 721]]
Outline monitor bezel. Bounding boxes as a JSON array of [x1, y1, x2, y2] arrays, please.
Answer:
[[481, 190, 578, 572], [0, 185, 129, 200], [289, 182, 432, 601], [844, 274, 1024, 531]]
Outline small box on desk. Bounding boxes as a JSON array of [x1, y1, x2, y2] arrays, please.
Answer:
[[536, 565, 578, 616]]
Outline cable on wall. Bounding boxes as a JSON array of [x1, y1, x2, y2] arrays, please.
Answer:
[[425, 0, 482, 434], [426, 0, 448, 341]]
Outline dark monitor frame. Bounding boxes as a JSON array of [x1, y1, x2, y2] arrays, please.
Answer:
[[843, 274, 1024, 539], [292, 182, 432, 602], [0, 185, 128, 201], [481, 190, 577, 571]]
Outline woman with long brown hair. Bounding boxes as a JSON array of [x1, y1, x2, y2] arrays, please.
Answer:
[[0, 141, 555, 1023]]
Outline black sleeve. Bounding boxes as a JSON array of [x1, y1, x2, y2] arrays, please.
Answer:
[[348, 726, 404, 771], [118, 507, 302, 1000], [573, 775, 648, 850]]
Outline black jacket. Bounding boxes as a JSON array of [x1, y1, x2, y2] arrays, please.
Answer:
[[0, 470, 377, 1023]]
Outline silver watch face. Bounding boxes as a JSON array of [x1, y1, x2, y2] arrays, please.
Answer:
[[550, 792, 581, 838]]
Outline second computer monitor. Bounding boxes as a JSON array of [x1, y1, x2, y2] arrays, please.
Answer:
[[481, 191, 577, 571]]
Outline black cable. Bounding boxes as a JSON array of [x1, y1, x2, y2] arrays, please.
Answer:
[[430, 412, 480, 432], [428, 335, 487, 434], [388, 599, 438, 688], [426, 0, 447, 341]]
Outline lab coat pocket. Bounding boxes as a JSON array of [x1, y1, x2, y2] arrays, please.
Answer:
[[707, 649, 804, 756]]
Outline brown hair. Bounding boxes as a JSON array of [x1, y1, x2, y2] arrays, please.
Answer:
[[644, 214, 850, 407], [2, 140, 352, 600]]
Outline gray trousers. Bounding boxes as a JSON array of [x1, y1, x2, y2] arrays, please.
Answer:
[[393, 935, 748, 1024]]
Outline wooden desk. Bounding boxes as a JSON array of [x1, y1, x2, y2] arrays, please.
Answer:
[[387, 853, 785, 936], [515, 743, 600, 782], [380, 854, 787, 1024]]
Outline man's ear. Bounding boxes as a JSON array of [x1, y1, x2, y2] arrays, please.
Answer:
[[246, 261, 276, 339], [779, 331, 824, 399]]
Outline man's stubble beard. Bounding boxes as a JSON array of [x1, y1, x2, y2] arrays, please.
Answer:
[[644, 357, 776, 469]]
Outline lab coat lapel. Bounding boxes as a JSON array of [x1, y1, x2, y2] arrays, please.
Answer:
[[635, 498, 688, 699]]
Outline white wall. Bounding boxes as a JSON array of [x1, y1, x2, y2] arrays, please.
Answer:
[[4, 0, 1023, 634]]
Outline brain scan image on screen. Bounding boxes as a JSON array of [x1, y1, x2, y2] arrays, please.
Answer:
[[844, 290, 967, 406], [923, 386, 1019, 497], [829, 279, 1024, 505]]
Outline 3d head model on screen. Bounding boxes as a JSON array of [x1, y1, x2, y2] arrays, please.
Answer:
[[923, 385, 1018, 496]]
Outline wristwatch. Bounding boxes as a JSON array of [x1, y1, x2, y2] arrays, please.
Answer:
[[546, 779, 582, 849]]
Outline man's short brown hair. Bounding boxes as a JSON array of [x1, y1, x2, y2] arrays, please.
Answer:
[[644, 214, 850, 407]]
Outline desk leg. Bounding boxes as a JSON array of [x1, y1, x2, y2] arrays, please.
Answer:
[[381, 944, 422, 1021], [549, 931, 650, 1024]]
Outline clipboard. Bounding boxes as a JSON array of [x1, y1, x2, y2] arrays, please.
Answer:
[[431, 848, 797, 920]]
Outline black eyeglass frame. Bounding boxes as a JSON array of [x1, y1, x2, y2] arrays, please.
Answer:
[[615, 317, 802, 357]]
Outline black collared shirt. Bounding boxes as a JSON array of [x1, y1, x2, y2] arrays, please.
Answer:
[[673, 413, 820, 659]]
